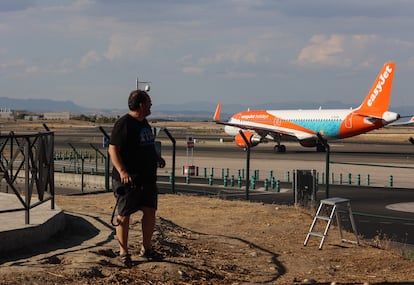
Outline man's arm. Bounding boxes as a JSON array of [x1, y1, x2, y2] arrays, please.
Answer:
[[158, 156, 166, 168], [108, 144, 132, 185]]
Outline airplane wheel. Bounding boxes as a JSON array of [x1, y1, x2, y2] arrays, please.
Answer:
[[274, 145, 286, 153], [316, 145, 326, 152]]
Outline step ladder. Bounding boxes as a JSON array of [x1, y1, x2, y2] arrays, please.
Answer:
[[304, 197, 359, 249]]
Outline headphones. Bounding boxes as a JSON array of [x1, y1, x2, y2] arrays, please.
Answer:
[[128, 90, 148, 111]]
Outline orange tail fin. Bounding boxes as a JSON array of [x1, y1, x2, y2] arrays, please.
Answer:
[[357, 62, 396, 116], [213, 102, 221, 121]]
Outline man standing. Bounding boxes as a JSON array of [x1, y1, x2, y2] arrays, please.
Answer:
[[109, 89, 165, 267]]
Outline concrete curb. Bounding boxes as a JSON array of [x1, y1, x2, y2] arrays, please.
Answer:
[[0, 193, 65, 254]]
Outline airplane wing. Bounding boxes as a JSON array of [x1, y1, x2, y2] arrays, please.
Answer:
[[387, 116, 414, 126], [222, 120, 313, 139]]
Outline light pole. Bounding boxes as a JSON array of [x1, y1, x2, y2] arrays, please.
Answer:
[[136, 77, 151, 91]]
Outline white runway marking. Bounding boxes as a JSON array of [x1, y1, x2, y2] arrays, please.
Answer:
[[386, 202, 414, 213]]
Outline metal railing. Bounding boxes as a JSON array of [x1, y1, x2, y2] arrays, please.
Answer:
[[0, 131, 55, 224]]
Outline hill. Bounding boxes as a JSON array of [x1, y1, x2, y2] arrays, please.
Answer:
[[1, 96, 413, 121]]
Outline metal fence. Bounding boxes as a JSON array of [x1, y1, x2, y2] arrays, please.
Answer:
[[0, 131, 55, 224]]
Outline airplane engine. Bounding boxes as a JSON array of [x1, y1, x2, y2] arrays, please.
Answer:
[[382, 111, 400, 124], [235, 132, 262, 148], [299, 138, 317, 148], [300, 138, 327, 152]]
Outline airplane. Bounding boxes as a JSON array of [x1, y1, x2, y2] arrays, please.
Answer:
[[214, 61, 404, 153]]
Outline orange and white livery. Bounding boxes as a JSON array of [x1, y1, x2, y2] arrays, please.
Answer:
[[214, 62, 402, 152]]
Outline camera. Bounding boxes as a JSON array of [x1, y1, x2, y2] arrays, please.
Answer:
[[116, 184, 137, 196], [113, 175, 140, 196]]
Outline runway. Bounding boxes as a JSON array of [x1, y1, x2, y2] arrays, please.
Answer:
[[157, 138, 414, 187]]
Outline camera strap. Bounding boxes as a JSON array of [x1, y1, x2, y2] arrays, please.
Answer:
[[110, 195, 121, 227]]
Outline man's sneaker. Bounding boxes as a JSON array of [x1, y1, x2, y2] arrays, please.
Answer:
[[139, 247, 161, 261], [119, 253, 132, 268]]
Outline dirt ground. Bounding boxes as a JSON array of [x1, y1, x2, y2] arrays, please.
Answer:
[[0, 192, 413, 285]]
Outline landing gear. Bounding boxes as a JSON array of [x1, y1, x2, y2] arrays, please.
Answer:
[[274, 144, 286, 153], [316, 143, 326, 152], [273, 135, 286, 153]]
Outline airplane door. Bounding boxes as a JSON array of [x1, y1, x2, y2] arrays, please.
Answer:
[[274, 117, 282, 126], [345, 113, 353, 128]]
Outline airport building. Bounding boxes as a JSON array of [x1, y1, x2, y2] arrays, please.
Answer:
[[0, 108, 14, 119], [43, 111, 71, 120], [24, 115, 40, 121]]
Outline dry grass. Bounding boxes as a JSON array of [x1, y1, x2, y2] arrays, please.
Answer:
[[0, 193, 413, 284]]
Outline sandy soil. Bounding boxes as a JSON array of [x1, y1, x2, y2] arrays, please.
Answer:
[[0, 192, 413, 285]]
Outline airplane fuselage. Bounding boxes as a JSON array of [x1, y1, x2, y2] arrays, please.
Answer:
[[226, 108, 399, 140]]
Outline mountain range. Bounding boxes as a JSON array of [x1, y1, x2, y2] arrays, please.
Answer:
[[0, 96, 412, 121]]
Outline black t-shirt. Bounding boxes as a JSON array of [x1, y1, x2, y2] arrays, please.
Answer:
[[109, 114, 158, 183]]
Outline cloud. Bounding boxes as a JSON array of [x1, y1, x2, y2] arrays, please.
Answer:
[[1, 0, 414, 108], [199, 48, 259, 66], [0, 0, 35, 12], [0, 59, 26, 76], [222, 71, 256, 79], [294, 34, 410, 68], [181, 66, 205, 75], [276, 0, 414, 18], [295, 34, 346, 66], [79, 50, 101, 69], [0, 58, 73, 77], [104, 33, 154, 61], [179, 44, 271, 78]]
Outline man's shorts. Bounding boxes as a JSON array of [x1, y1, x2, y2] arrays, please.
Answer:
[[112, 179, 158, 216]]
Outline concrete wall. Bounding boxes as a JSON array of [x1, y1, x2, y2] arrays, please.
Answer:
[[54, 172, 108, 191]]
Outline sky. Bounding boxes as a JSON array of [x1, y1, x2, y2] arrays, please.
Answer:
[[1, 0, 414, 110]]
